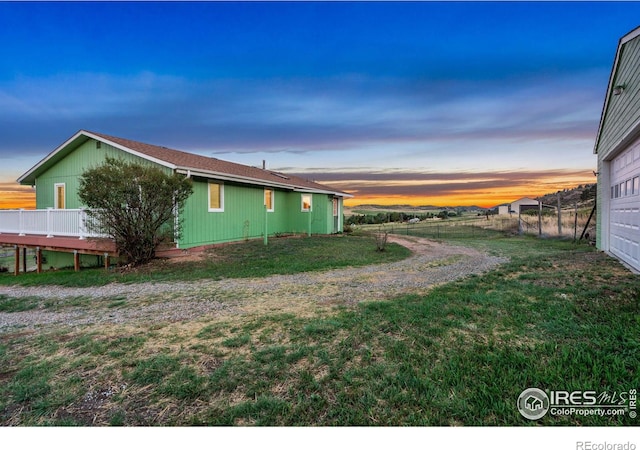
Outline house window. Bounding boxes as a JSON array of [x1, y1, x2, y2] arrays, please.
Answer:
[[634, 177, 639, 195], [54, 183, 66, 209], [208, 182, 224, 212], [265, 189, 274, 212], [301, 194, 312, 212], [333, 198, 339, 216]]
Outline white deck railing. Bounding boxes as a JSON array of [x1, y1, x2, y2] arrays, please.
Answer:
[[0, 209, 109, 239]]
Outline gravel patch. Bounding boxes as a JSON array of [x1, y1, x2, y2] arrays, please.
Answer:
[[0, 236, 508, 331]]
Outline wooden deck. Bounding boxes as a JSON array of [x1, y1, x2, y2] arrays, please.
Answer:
[[0, 233, 117, 274]]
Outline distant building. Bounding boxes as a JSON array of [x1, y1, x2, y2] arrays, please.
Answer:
[[593, 25, 640, 272], [498, 197, 539, 215]]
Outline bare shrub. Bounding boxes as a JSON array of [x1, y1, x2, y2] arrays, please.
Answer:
[[374, 229, 388, 252]]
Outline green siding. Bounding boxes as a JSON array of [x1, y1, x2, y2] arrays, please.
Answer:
[[35, 139, 171, 210], [178, 180, 340, 248], [597, 37, 640, 159], [33, 139, 172, 268]]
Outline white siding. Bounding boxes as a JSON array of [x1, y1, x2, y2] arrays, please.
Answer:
[[609, 137, 640, 271]]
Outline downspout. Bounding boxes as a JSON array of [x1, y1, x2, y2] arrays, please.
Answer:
[[174, 170, 192, 250]]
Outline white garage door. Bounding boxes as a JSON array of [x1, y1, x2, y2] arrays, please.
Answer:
[[610, 141, 640, 271]]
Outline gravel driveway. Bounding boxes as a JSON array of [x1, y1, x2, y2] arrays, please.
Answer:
[[0, 236, 508, 331]]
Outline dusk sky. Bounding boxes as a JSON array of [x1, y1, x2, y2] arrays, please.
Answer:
[[2, 1, 640, 209]]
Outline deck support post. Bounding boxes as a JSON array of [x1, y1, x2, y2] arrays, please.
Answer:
[[104, 253, 110, 270], [22, 247, 27, 273], [14, 245, 19, 276], [36, 247, 42, 273], [73, 250, 80, 272]]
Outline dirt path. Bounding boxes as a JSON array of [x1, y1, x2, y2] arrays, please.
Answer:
[[0, 236, 508, 330]]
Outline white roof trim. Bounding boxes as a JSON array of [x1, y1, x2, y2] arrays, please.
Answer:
[[293, 188, 354, 198], [17, 130, 86, 184], [17, 130, 177, 184]]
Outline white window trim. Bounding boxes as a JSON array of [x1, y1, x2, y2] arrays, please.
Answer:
[[265, 189, 275, 212], [301, 194, 312, 212], [208, 181, 224, 212], [54, 183, 66, 209]]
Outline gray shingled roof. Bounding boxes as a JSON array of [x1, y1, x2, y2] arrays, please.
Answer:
[[19, 130, 352, 198]]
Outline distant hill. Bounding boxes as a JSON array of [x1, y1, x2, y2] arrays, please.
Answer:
[[348, 204, 488, 213], [537, 183, 597, 209], [348, 183, 597, 213]]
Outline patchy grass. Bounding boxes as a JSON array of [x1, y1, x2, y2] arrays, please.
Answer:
[[0, 295, 41, 312], [0, 235, 638, 425], [0, 235, 411, 287]]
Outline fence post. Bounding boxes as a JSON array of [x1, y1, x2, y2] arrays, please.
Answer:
[[538, 200, 542, 237], [573, 202, 578, 241], [518, 210, 523, 235], [557, 194, 562, 236]]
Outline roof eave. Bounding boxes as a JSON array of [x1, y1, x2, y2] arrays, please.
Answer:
[[292, 187, 354, 198], [17, 129, 353, 199], [17, 130, 88, 185], [176, 167, 353, 198], [594, 25, 640, 155], [17, 129, 178, 185]]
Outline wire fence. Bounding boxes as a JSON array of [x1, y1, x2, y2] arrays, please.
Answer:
[[360, 211, 596, 242], [0, 246, 37, 273], [372, 217, 517, 239]]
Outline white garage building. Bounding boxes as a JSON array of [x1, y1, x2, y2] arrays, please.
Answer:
[[594, 25, 640, 272]]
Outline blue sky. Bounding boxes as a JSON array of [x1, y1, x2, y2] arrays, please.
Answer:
[[1, 1, 639, 207]]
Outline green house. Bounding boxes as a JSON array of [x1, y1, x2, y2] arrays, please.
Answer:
[[12, 130, 352, 268]]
